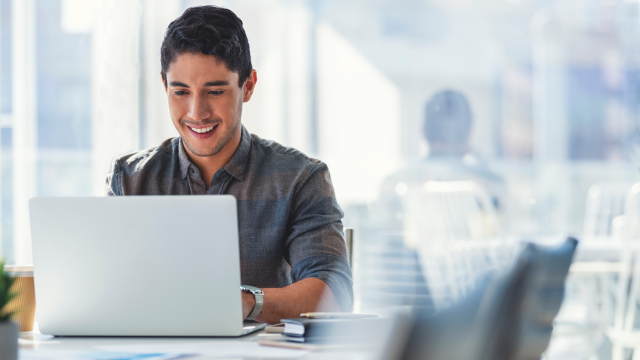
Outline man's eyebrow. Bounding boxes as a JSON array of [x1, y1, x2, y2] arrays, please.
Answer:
[[169, 81, 189, 87], [204, 80, 230, 86]]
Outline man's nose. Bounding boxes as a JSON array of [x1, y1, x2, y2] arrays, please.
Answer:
[[187, 94, 212, 121]]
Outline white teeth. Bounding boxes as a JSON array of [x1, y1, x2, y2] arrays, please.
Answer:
[[190, 126, 215, 134]]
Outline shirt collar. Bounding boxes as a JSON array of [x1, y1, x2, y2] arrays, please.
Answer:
[[178, 138, 192, 180], [178, 125, 252, 181], [223, 125, 252, 181]]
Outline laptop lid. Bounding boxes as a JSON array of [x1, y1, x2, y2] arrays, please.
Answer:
[[30, 195, 244, 336]]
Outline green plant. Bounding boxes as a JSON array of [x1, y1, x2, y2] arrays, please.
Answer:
[[0, 259, 16, 322]]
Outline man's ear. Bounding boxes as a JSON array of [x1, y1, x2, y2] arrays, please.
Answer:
[[242, 70, 258, 103]]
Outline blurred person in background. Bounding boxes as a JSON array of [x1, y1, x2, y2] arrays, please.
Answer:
[[353, 90, 505, 311], [374, 89, 504, 231], [103, 5, 352, 323]]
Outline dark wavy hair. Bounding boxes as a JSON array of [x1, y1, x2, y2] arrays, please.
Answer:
[[161, 6, 252, 88]]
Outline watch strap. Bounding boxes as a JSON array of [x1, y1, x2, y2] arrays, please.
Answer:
[[247, 292, 263, 320], [241, 286, 264, 320]]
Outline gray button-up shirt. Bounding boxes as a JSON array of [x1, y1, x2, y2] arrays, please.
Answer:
[[104, 125, 353, 311]]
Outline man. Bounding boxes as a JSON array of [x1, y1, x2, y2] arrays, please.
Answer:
[[104, 6, 352, 324], [376, 90, 504, 229]]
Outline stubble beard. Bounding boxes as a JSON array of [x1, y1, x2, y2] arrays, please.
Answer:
[[182, 117, 241, 157]]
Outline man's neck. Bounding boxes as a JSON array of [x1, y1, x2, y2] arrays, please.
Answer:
[[185, 125, 242, 189]]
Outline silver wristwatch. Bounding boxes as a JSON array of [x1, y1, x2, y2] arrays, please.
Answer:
[[240, 285, 264, 320]]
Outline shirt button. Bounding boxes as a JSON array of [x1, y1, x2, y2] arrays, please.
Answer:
[[189, 168, 195, 174]]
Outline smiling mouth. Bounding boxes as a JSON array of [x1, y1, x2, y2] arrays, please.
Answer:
[[188, 124, 218, 133]]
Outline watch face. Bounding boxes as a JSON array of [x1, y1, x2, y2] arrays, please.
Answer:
[[241, 285, 262, 294]]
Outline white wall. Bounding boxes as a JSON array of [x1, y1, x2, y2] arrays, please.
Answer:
[[141, 0, 182, 149], [316, 22, 402, 205], [236, 1, 315, 155]]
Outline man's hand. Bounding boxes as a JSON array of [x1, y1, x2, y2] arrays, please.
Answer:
[[241, 278, 342, 324], [241, 291, 256, 319]]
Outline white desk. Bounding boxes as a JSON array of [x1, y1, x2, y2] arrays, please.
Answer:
[[18, 328, 376, 360]]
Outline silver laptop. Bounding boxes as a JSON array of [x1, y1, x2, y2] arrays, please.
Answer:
[[29, 196, 265, 336]]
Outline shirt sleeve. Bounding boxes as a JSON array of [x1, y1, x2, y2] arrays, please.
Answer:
[[285, 160, 354, 312], [103, 159, 120, 197]]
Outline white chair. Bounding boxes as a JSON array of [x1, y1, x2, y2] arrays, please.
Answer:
[[355, 180, 511, 313], [551, 182, 633, 359], [607, 182, 640, 360], [570, 182, 632, 280], [403, 181, 512, 310], [583, 182, 635, 241]]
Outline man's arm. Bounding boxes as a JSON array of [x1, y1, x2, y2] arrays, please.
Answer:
[[103, 159, 120, 196], [242, 160, 353, 324], [241, 278, 341, 324]]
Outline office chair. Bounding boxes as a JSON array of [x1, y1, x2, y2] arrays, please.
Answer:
[[384, 237, 577, 360], [476, 237, 577, 360]]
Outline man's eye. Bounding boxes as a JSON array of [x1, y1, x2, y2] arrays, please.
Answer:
[[174, 91, 187, 96], [209, 91, 224, 95]]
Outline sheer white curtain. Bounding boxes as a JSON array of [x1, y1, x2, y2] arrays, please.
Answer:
[[12, 0, 38, 264], [91, 0, 143, 195]]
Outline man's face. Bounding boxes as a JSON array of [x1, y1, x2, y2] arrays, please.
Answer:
[[164, 53, 256, 157]]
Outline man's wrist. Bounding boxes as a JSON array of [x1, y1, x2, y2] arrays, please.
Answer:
[[246, 292, 256, 308], [240, 285, 264, 320]]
